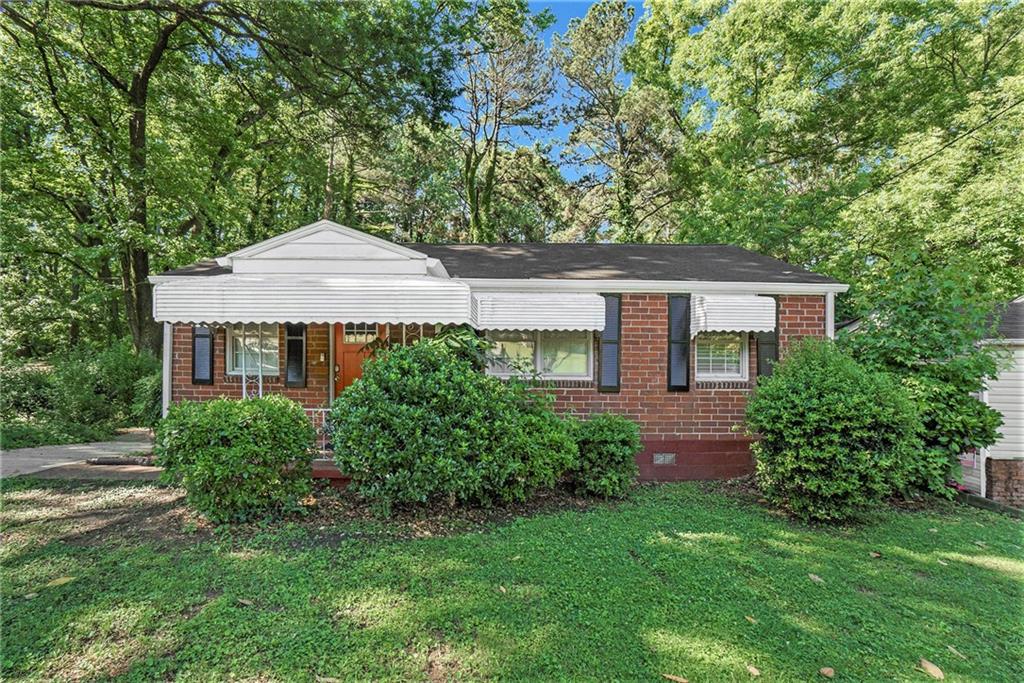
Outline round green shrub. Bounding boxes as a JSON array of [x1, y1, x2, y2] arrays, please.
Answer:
[[156, 395, 316, 523], [569, 413, 641, 498], [745, 339, 922, 523], [330, 341, 578, 511]]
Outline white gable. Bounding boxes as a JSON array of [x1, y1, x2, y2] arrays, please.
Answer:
[[218, 220, 440, 275]]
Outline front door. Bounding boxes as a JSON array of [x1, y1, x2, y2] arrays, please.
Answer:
[[333, 323, 379, 396]]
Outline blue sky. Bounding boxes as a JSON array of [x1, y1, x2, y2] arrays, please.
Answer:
[[523, 1, 646, 179]]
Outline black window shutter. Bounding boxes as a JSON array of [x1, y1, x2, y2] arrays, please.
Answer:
[[756, 295, 779, 377], [756, 330, 779, 377], [598, 295, 621, 392], [285, 324, 306, 388], [667, 295, 690, 391], [192, 326, 214, 385]]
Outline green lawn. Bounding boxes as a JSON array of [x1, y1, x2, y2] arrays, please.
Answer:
[[2, 479, 1022, 681]]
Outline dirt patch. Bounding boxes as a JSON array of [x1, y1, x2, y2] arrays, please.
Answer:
[[3, 479, 613, 550], [426, 641, 460, 683], [1, 480, 202, 548], [266, 482, 612, 547]]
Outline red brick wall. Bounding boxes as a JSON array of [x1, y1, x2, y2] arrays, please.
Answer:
[[549, 294, 826, 480], [986, 459, 1024, 509], [167, 294, 826, 480], [777, 294, 827, 355], [170, 323, 330, 408]]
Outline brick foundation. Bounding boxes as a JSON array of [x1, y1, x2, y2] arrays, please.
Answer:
[[986, 459, 1024, 509], [168, 294, 826, 481]]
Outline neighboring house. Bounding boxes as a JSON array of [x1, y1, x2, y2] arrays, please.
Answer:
[[961, 297, 1024, 507], [151, 220, 847, 481]]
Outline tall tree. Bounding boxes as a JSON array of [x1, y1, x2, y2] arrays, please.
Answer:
[[1, 0, 466, 354], [630, 0, 1023, 297], [554, 0, 673, 242], [454, 0, 554, 241]]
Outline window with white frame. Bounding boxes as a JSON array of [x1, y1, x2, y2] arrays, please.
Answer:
[[487, 330, 592, 379], [227, 323, 279, 376], [695, 332, 748, 380]]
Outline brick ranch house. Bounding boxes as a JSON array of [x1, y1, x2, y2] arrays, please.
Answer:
[[152, 220, 848, 481]]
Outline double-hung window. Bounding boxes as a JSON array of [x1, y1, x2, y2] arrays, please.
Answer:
[[487, 330, 592, 379], [695, 332, 749, 381], [227, 323, 279, 376]]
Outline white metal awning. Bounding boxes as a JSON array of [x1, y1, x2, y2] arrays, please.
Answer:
[[471, 292, 606, 331], [690, 295, 776, 335], [152, 276, 473, 325]]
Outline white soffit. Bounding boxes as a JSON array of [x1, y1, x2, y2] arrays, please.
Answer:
[[153, 276, 472, 325], [691, 295, 776, 335], [472, 292, 606, 331]]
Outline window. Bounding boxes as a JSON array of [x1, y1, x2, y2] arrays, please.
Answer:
[[487, 330, 592, 379], [667, 295, 691, 391], [285, 324, 306, 387], [227, 323, 279, 376], [695, 332, 748, 380], [343, 322, 378, 345], [598, 295, 621, 391], [191, 326, 214, 385]]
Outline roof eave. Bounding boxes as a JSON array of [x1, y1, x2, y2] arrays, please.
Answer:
[[457, 278, 849, 295]]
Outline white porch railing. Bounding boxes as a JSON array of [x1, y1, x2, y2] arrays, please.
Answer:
[[305, 408, 333, 451]]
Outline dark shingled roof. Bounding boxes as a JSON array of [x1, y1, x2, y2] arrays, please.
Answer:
[[992, 298, 1024, 339], [412, 243, 840, 283], [159, 259, 231, 277], [159, 243, 841, 285]]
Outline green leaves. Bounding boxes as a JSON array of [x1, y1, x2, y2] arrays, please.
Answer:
[[329, 341, 578, 511], [156, 395, 316, 524], [746, 339, 923, 523], [569, 413, 641, 498]]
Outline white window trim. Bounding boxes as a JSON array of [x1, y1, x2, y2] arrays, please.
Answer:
[[695, 332, 749, 381], [226, 323, 280, 376], [486, 330, 594, 380]]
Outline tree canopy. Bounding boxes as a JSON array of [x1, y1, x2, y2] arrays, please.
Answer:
[[2, 0, 1022, 357]]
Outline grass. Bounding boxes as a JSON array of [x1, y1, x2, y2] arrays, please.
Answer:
[[1, 479, 1022, 681]]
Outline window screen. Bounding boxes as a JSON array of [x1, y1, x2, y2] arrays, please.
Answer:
[[285, 324, 306, 387], [227, 324, 279, 376], [695, 333, 747, 380], [598, 295, 621, 391], [192, 326, 214, 385], [668, 295, 690, 391]]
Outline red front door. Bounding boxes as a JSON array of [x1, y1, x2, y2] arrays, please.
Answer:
[[333, 323, 379, 396]]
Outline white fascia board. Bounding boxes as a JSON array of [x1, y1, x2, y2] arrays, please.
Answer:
[[460, 278, 849, 295], [219, 220, 429, 263]]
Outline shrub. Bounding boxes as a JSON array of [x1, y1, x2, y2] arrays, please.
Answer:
[[569, 413, 641, 498], [156, 395, 316, 523], [840, 252, 1004, 494], [0, 363, 53, 420], [745, 339, 923, 523], [49, 340, 160, 426], [330, 341, 577, 511], [131, 372, 164, 429], [0, 418, 112, 451]]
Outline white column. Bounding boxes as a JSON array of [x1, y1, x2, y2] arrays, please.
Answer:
[[161, 322, 172, 417], [825, 292, 836, 339]]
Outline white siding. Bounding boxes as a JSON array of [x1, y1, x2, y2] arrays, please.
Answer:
[[472, 292, 606, 331], [691, 295, 776, 335], [988, 344, 1024, 460]]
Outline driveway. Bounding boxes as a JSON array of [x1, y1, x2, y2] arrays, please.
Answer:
[[0, 429, 153, 478]]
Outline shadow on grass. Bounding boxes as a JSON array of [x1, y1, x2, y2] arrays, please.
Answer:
[[1, 480, 1022, 681]]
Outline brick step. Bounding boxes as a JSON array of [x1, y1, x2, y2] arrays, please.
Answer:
[[312, 458, 350, 489]]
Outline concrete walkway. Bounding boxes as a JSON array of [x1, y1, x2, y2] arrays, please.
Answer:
[[0, 429, 154, 478]]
